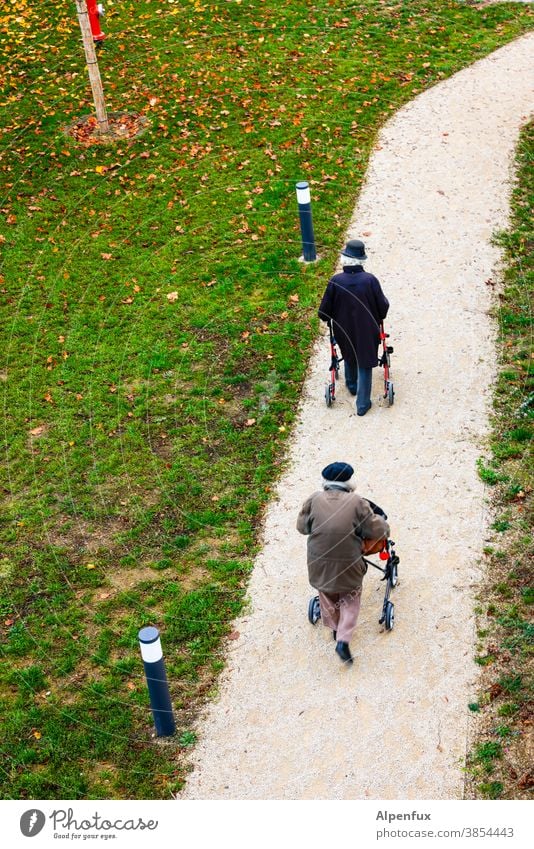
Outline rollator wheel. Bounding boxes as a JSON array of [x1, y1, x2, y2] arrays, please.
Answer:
[[387, 381, 395, 406], [385, 601, 395, 631], [390, 561, 398, 588], [308, 595, 321, 625], [325, 384, 333, 407]]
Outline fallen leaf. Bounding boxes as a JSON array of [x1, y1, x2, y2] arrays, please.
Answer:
[[228, 630, 240, 640], [245, 418, 256, 427], [166, 291, 179, 302], [518, 770, 534, 790]]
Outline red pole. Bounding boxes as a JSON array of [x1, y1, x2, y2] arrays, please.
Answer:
[[86, 0, 106, 42]]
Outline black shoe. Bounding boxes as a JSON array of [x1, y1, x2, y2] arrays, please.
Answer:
[[346, 384, 357, 396], [332, 630, 337, 640], [357, 401, 372, 417], [335, 641, 353, 664]]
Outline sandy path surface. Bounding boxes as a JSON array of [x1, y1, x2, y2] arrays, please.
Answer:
[[180, 35, 534, 800]]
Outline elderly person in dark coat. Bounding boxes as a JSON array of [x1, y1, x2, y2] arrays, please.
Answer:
[[297, 462, 390, 664], [318, 239, 389, 416]]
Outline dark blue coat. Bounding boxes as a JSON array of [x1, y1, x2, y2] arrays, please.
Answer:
[[318, 265, 389, 368]]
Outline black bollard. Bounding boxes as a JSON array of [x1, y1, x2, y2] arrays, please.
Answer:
[[295, 180, 317, 262], [138, 626, 176, 737]]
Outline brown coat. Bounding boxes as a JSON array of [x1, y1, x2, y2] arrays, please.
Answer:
[[297, 487, 390, 594]]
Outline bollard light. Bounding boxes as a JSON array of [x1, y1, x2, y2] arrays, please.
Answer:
[[138, 626, 176, 737], [295, 181, 317, 262]]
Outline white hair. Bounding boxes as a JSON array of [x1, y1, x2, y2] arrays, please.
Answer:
[[322, 476, 355, 491], [341, 255, 365, 267]]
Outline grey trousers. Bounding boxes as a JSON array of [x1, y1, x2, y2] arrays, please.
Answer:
[[344, 361, 373, 414], [318, 589, 362, 643]]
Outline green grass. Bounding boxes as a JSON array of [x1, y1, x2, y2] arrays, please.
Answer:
[[468, 120, 533, 801], [1, 0, 533, 799], [478, 781, 504, 800]]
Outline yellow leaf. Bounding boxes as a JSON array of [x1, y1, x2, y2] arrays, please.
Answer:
[[86, 563, 96, 570]]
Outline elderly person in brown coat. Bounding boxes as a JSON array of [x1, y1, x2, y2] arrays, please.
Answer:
[[297, 462, 389, 664]]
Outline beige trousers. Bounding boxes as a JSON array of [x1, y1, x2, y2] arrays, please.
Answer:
[[318, 589, 362, 644]]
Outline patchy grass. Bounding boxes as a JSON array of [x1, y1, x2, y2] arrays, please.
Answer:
[[468, 121, 533, 801], [1, 0, 533, 799]]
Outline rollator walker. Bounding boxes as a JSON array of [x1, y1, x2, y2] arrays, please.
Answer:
[[307, 501, 400, 631], [324, 320, 395, 408]]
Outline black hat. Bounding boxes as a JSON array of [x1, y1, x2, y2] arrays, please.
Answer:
[[341, 239, 367, 261], [321, 462, 354, 482]]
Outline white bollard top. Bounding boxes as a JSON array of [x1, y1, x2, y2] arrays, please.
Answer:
[[295, 181, 311, 205], [138, 626, 163, 663]]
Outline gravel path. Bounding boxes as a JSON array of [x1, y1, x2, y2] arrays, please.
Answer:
[[180, 35, 534, 800]]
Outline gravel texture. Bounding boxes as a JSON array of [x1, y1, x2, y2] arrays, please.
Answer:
[[180, 34, 534, 800]]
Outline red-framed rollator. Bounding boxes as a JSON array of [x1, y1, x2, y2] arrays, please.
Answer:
[[324, 319, 342, 407], [324, 319, 395, 407], [379, 321, 395, 406]]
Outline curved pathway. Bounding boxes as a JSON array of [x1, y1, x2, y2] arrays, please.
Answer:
[[181, 34, 534, 800]]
